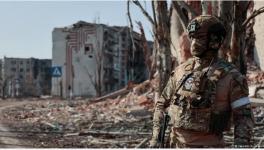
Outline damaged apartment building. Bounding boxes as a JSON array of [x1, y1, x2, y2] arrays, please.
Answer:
[[1, 57, 51, 97], [52, 21, 150, 98]]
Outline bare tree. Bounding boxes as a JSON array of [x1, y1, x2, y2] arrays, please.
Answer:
[[129, 1, 197, 94], [129, 0, 264, 90], [218, 1, 233, 60], [171, 1, 198, 64], [137, 21, 153, 79], [153, 1, 172, 93], [230, 1, 249, 75], [201, 0, 210, 15]]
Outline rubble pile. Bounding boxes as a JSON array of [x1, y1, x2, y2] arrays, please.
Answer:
[[253, 106, 264, 124], [1, 64, 264, 147], [247, 62, 264, 85], [246, 62, 264, 147], [0, 80, 156, 148]]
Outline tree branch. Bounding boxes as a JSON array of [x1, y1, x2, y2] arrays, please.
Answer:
[[152, 1, 157, 29], [136, 21, 153, 79], [132, 0, 154, 25], [151, 0, 158, 39], [246, 0, 254, 13], [242, 6, 264, 27], [168, 2, 173, 29], [127, 0, 134, 30], [127, 0, 137, 81], [172, 1, 189, 32]]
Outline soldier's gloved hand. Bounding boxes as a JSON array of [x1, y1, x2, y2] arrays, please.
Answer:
[[149, 138, 160, 148]]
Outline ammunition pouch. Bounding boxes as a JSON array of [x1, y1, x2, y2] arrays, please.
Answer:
[[169, 104, 230, 134], [168, 104, 211, 132]]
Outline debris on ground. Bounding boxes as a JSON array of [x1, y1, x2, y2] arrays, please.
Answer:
[[0, 79, 156, 148], [1, 62, 264, 148]]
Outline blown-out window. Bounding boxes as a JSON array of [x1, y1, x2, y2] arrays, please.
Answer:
[[84, 44, 93, 55]]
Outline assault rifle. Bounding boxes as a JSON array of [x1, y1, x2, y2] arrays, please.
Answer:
[[157, 112, 170, 148]]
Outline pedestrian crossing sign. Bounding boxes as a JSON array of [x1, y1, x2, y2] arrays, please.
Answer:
[[51, 66, 62, 77]]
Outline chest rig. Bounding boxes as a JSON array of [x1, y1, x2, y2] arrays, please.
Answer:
[[168, 59, 234, 133]]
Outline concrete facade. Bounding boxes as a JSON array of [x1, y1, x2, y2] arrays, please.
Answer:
[[52, 21, 149, 98], [2, 57, 51, 97], [254, 1, 264, 71]]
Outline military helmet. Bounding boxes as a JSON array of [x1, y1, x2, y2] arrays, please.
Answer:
[[187, 15, 226, 43]]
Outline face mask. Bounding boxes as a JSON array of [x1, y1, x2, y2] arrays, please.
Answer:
[[190, 35, 208, 57]]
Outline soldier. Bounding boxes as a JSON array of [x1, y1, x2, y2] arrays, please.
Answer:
[[149, 15, 254, 148]]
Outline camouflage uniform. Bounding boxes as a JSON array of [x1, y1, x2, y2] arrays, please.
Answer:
[[150, 15, 254, 148]]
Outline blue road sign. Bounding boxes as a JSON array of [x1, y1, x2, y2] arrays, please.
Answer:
[[51, 66, 62, 77]]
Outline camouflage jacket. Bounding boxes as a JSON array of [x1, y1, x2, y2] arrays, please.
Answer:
[[151, 58, 254, 147]]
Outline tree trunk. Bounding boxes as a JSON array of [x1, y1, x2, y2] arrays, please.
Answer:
[[154, 1, 172, 94], [137, 22, 153, 79], [170, 6, 184, 63], [218, 1, 233, 60], [186, 0, 202, 16], [231, 1, 249, 75], [171, 1, 199, 64], [211, 1, 219, 16], [201, 0, 210, 15], [244, 1, 255, 62]]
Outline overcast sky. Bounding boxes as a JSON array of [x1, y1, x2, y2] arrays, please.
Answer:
[[0, 1, 153, 59]]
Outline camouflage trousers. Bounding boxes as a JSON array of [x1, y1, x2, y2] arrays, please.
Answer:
[[167, 128, 224, 148], [168, 134, 206, 148]]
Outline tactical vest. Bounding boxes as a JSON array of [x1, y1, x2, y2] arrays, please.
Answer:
[[168, 58, 234, 134]]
